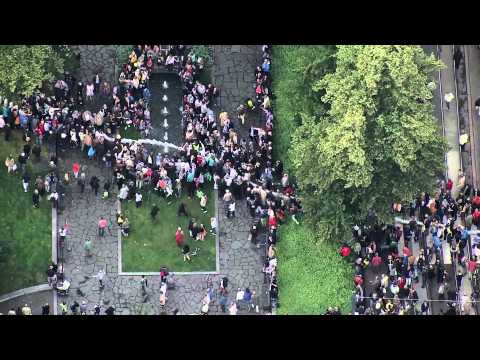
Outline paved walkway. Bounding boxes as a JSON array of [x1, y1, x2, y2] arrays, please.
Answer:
[[54, 45, 267, 315], [439, 45, 462, 197], [213, 45, 264, 138]]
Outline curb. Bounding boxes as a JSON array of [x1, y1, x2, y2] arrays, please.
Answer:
[[0, 284, 51, 303], [52, 205, 58, 315], [215, 188, 220, 273]]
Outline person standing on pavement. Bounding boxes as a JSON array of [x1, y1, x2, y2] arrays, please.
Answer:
[[98, 217, 108, 237], [41, 303, 50, 315], [46, 265, 56, 287], [21, 304, 32, 315], [94, 305, 101, 315], [105, 306, 115, 315], [59, 301, 68, 315], [140, 275, 148, 295], [371, 253, 382, 273], [90, 175, 100, 197], [78, 172, 86, 193], [444, 92, 455, 110], [70, 301, 80, 315], [80, 301, 88, 315]]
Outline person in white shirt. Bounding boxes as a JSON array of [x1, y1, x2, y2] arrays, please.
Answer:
[[118, 184, 129, 201], [135, 192, 143, 208], [228, 202, 236, 218]]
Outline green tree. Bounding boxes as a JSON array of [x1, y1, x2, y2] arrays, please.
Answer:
[[0, 45, 65, 101], [290, 45, 447, 241], [271, 45, 335, 167]]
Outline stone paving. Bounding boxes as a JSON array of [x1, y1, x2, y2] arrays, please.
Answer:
[[54, 45, 269, 315], [71, 45, 117, 84], [213, 45, 264, 138]]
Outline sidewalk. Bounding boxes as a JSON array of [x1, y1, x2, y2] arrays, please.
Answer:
[[439, 45, 462, 199]]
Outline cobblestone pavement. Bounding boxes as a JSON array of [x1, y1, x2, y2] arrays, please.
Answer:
[[56, 150, 266, 315], [213, 45, 264, 138], [54, 45, 268, 315], [71, 45, 117, 84]]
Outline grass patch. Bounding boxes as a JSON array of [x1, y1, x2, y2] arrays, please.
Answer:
[[0, 130, 52, 294], [119, 125, 140, 140], [277, 221, 353, 315], [122, 184, 216, 272]]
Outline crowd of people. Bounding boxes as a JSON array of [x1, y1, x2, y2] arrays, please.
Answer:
[[0, 44, 305, 315], [339, 172, 480, 315]]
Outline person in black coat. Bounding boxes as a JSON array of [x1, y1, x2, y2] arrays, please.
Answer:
[[41, 303, 50, 315]]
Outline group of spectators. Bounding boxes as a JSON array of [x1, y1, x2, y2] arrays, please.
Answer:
[[340, 172, 480, 315], [0, 44, 303, 315]]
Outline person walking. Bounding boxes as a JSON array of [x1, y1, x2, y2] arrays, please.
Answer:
[[135, 192, 143, 208], [98, 217, 108, 237], [94, 268, 106, 290], [140, 275, 148, 295], [22, 172, 30, 193], [84, 238, 92, 257], [78, 172, 86, 193], [72, 162, 80, 178]]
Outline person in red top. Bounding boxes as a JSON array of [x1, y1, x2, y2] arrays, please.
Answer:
[[175, 227, 184, 247], [403, 247, 412, 257], [98, 217, 108, 237], [340, 245, 351, 258], [371, 253, 382, 272], [268, 215, 277, 228], [468, 257, 478, 273], [72, 162, 80, 179], [354, 274, 363, 286], [446, 178, 453, 192], [473, 209, 480, 226]]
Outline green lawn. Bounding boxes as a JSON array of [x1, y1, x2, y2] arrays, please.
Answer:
[[0, 130, 52, 294], [121, 184, 216, 272], [277, 221, 353, 315]]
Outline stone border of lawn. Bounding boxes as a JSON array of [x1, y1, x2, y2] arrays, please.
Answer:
[[117, 190, 220, 276], [0, 284, 51, 303], [51, 205, 58, 315]]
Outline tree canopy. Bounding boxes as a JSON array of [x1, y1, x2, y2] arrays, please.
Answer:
[[287, 45, 446, 242], [0, 45, 65, 101]]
